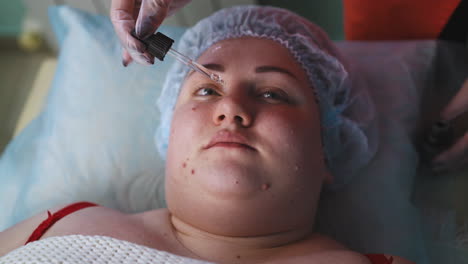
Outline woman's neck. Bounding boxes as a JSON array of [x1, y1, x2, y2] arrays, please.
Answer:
[[169, 214, 323, 264]]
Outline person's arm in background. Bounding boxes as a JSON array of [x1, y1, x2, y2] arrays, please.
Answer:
[[343, 0, 468, 173], [431, 79, 468, 173], [110, 0, 191, 66]]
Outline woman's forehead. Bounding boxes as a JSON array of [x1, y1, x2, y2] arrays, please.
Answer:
[[196, 37, 308, 82]]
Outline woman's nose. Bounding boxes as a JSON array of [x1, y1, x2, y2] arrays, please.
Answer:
[[212, 95, 253, 127]]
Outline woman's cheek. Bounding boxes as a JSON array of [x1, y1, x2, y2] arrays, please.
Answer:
[[263, 108, 305, 133], [263, 109, 317, 152], [171, 104, 208, 145]]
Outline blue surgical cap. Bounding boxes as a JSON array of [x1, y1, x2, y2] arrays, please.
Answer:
[[155, 5, 378, 190]]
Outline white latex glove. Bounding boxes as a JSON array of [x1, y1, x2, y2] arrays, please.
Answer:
[[110, 0, 191, 66]]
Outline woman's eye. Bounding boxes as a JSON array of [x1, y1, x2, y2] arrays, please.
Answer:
[[195, 87, 220, 96], [260, 90, 289, 102]]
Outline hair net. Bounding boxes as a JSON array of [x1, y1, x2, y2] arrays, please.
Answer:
[[155, 5, 378, 190]]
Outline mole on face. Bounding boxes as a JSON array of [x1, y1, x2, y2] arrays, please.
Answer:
[[261, 183, 270, 190]]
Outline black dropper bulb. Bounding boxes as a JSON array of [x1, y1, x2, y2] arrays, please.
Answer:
[[134, 31, 174, 61]]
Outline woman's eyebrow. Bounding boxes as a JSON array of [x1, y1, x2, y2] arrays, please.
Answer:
[[186, 63, 225, 79], [203, 63, 225, 72], [255, 65, 298, 80], [186, 64, 297, 80]]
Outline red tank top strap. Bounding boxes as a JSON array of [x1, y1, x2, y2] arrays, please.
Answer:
[[25, 201, 98, 245], [364, 254, 394, 264]]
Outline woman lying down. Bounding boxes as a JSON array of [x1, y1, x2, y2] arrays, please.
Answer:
[[0, 5, 414, 264]]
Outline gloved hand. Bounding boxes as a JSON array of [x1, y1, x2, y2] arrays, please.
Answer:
[[110, 0, 191, 66]]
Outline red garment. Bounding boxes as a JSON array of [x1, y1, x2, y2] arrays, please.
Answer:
[[24, 201, 97, 244], [25, 202, 393, 264]]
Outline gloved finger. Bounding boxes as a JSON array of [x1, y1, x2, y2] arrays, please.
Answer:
[[128, 49, 155, 65], [121, 44, 155, 66], [110, 0, 140, 51], [111, 0, 150, 65], [135, 0, 171, 39], [432, 131, 468, 168], [122, 49, 133, 66]]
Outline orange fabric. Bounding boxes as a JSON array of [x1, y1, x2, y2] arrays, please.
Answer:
[[343, 0, 461, 40]]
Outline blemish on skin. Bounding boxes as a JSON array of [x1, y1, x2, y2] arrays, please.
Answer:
[[191, 169, 195, 175], [182, 162, 187, 168], [294, 165, 299, 171], [191, 107, 197, 111], [235, 181, 239, 184], [261, 183, 270, 190], [236, 255, 241, 259]]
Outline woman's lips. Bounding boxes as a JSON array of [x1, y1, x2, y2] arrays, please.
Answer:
[[210, 142, 255, 150], [204, 130, 256, 151]]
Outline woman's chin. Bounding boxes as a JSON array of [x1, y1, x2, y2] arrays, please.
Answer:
[[197, 165, 267, 200]]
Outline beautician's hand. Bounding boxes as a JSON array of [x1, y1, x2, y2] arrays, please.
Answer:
[[431, 78, 468, 173], [110, 0, 191, 66]]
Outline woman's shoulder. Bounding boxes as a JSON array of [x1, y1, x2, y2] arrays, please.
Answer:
[[37, 203, 171, 243], [0, 202, 168, 257], [0, 203, 108, 255]]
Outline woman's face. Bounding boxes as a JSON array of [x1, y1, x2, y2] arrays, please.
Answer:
[[165, 37, 332, 236]]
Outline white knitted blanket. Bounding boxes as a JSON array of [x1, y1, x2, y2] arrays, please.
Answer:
[[0, 235, 214, 264]]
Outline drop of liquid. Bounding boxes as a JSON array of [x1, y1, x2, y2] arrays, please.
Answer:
[[210, 73, 225, 86]]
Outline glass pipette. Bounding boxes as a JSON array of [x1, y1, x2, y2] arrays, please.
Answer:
[[137, 32, 224, 86]]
